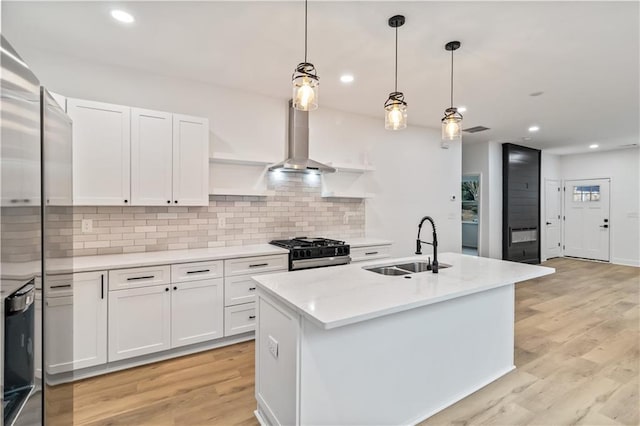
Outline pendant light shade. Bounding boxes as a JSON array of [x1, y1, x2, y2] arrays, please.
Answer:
[[385, 92, 407, 130], [292, 0, 319, 111], [442, 41, 463, 141], [384, 15, 407, 130]]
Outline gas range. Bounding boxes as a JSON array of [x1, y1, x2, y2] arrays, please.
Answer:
[[270, 237, 351, 271]]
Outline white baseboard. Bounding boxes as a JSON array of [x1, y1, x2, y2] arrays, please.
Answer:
[[611, 257, 640, 267], [46, 332, 255, 385]]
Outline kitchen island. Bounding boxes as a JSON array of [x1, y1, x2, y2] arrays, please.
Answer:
[[252, 253, 554, 426]]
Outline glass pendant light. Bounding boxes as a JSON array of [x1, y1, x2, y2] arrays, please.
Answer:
[[384, 15, 407, 130], [442, 41, 463, 141], [292, 0, 319, 111]]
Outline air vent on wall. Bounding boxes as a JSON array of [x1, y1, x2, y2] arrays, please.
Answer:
[[463, 126, 490, 133]]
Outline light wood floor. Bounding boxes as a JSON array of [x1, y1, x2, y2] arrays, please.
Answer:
[[47, 258, 639, 426]]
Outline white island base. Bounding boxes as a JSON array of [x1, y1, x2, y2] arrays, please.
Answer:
[[255, 283, 516, 425]]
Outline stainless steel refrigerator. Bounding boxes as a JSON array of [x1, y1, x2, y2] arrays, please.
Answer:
[[1, 35, 73, 426]]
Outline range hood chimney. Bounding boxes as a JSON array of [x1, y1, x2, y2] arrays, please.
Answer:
[[268, 100, 335, 173]]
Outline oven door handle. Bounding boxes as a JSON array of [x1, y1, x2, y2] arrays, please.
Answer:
[[6, 283, 36, 314]]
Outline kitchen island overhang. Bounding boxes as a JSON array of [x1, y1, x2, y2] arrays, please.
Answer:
[[252, 253, 554, 426]]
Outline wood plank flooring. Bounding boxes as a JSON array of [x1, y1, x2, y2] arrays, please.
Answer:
[[46, 258, 639, 425]]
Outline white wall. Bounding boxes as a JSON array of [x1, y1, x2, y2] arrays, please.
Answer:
[[559, 148, 640, 267], [462, 141, 502, 259], [312, 108, 462, 257], [18, 46, 462, 258], [461, 142, 488, 256]]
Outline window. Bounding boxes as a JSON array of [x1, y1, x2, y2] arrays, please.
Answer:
[[462, 178, 479, 222], [573, 185, 600, 202]]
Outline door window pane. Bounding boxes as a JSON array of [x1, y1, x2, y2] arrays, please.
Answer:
[[573, 185, 600, 202]]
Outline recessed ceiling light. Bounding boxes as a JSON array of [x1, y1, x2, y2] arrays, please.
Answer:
[[340, 74, 354, 84], [528, 125, 540, 132], [589, 144, 599, 149], [458, 106, 467, 113], [111, 10, 135, 24]]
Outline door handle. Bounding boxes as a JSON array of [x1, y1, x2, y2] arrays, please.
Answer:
[[600, 225, 609, 229], [546, 222, 552, 225]]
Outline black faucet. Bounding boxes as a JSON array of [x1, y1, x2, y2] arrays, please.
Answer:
[[416, 216, 439, 273]]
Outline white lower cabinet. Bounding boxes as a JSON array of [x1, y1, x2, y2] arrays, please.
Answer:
[[171, 279, 224, 348], [45, 271, 108, 374], [108, 285, 172, 362], [224, 303, 257, 337], [222, 257, 287, 337], [349, 244, 392, 263]]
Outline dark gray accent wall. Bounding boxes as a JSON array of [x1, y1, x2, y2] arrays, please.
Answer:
[[502, 143, 541, 264]]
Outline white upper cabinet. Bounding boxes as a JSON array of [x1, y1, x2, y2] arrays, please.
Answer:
[[68, 97, 209, 206], [67, 98, 131, 205], [43, 92, 73, 206], [131, 108, 173, 206], [172, 114, 209, 206]]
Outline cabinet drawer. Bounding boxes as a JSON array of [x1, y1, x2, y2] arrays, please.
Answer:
[[109, 265, 170, 291], [45, 271, 108, 298], [224, 303, 256, 336], [224, 255, 287, 277], [45, 274, 74, 297], [350, 245, 392, 263], [171, 260, 223, 283], [224, 275, 259, 306]]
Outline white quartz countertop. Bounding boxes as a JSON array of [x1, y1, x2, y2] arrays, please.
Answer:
[[0, 238, 391, 279], [253, 253, 555, 330], [347, 238, 393, 248], [1, 244, 288, 279]]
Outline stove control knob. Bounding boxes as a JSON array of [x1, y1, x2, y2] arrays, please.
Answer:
[[293, 251, 299, 258], [306, 250, 312, 257]]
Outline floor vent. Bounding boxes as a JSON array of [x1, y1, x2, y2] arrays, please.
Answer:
[[463, 126, 490, 133]]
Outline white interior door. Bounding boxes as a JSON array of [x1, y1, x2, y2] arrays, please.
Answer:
[[544, 179, 562, 259], [564, 178, 610, 261]]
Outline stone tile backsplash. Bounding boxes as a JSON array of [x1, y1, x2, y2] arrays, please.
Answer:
[[46, 173, 365, 258]]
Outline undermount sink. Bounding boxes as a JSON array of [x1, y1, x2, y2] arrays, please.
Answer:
[[365, 266, 411, 276], [364, 261, 452, 276], [394, 262, 452, 273]]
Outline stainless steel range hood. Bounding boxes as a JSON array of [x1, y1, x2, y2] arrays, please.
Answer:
[[268, 100, 335, 173]]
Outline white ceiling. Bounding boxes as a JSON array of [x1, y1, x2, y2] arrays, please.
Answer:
[[3, 1, 639, 153]]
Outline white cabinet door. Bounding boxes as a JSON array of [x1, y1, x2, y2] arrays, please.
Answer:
[[108, 285, 171, 361], [45, 271, 108, 374], [224, 302, 256, 336], [68, 98, 130, 205], [171, 279, 224, 348], [131, 108, 173, 206], [172, 114, 209, 206], [43, 91, 73, 206]]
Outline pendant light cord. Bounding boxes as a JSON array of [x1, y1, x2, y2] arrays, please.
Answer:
[[304, 0, 308, 63], [450, 48, 454, 108], [394, 26, 398, 92]]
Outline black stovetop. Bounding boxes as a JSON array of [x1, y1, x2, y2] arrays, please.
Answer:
[[270, 237, 346, 249]]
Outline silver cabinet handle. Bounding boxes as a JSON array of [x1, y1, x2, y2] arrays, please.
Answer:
[[365, 251, 379, 256], [248, 287, 256, 291], [249, 263, 268, 268], [249, 315, 256, 320]]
